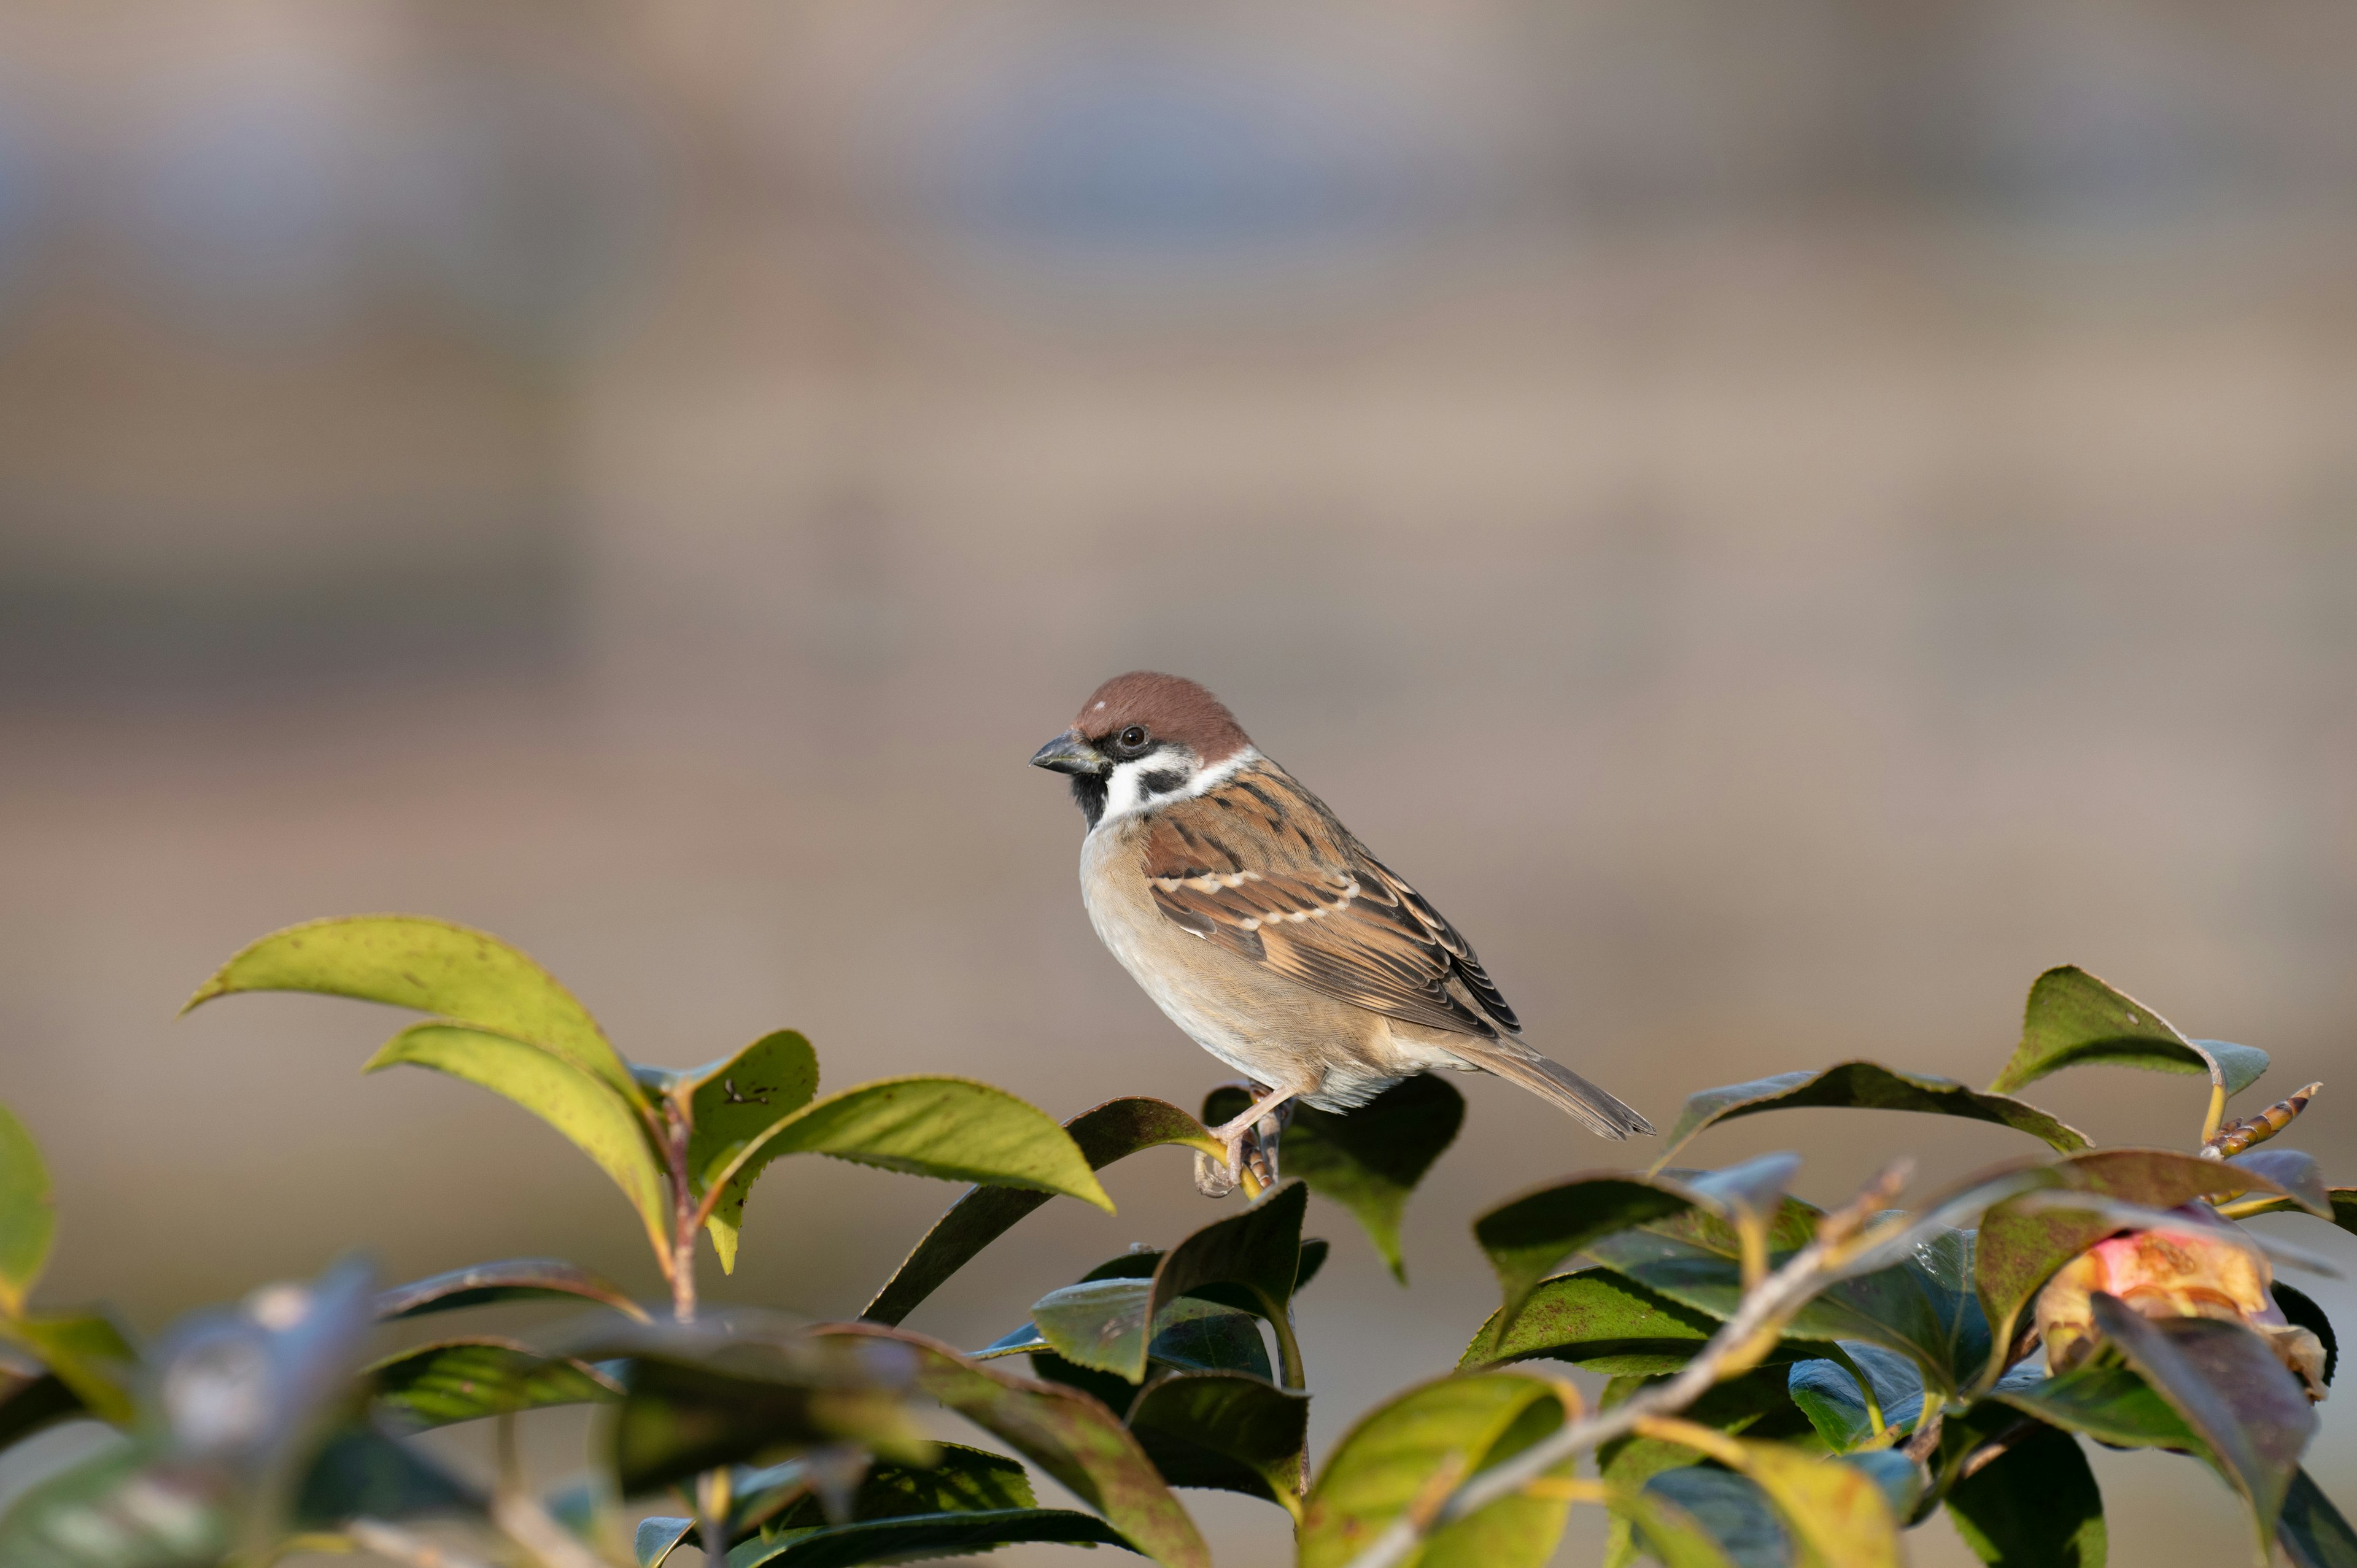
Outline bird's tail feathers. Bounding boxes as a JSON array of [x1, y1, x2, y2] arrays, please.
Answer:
[[1446, 1037, 1655, 1140]]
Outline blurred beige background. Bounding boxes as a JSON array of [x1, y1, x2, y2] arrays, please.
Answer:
[[2, 2, 2355, 1563]]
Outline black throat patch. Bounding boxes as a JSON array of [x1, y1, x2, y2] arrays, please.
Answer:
[[1069, 771, 1109, 828]]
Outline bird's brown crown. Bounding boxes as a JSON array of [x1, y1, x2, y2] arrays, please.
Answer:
[[1073, 672, 1252, 763]]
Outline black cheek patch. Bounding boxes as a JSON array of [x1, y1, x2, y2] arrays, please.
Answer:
[[1138, 768, 1188, 797]]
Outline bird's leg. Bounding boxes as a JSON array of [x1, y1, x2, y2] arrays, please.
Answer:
[[1206, 1082, 1304, 1195], [1240, 1098, 1296, 1191]]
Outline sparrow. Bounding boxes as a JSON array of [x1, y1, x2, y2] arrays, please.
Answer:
[[1031, 671, 1653, 1194]]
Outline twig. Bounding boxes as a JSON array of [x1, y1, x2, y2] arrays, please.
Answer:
[[1339, 1159, 2045, 1568], [1957, 1417, 2040, 1481]]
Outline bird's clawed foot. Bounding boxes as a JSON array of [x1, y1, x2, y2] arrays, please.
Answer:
[[1193, 1081, 1301, 1199]]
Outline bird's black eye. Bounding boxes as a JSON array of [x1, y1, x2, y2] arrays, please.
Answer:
[[1118, 725, 1149, 752]]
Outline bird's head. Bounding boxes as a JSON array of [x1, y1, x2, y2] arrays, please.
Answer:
[[1031, 672, 1255, 829]]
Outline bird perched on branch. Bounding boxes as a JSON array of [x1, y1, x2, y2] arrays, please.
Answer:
[[1032, 671, 1652, 1195]]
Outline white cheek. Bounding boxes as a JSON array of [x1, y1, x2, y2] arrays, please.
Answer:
[[1089, 746, 1261, 830]]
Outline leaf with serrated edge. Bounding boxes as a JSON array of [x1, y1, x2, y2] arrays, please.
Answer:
[[2091, 1300, 2315, 1556], [1655, 1061, 2088, 1167], [697, 1078, 1112, 1270], [812, 1322, 1209, 1568], [1127, 1370, 1310, 1516], [369, 1023, 671, 1259], [1206, 1073, 1463, 1283], [184, 914, 641, 1103], [1298, 1370, 1574, 1568], [1943, 1422, 2104, 1568], [0, 1105, 55, 1317], [369, 1337, 622, 1429], [861, 1097, 1221, 1327], [677, 1031, 821, 1273], [1987, 965, 2267, 1100], [376, 1257, 650, 1323]]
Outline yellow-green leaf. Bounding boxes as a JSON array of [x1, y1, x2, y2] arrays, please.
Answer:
[[0, 1310, 136, 1425], [673, 1031, 819, 1273], [1735, 1440, 1905, 1568], [1988, 966, 2268, 1101], [185, 914, 641, 1106], [368, 1024, 670, 1259], [0, 1104, 55, 1317]]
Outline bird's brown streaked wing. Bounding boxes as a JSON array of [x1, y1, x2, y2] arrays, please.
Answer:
[[1139, 770, 1501, 1038]]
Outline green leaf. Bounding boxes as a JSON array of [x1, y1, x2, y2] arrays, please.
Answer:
[[1974, 1149, 2297, 1381], [613, 1348, 936, 1495], [2091, 1299, 2315, 1556], [727, 1508, 1137, 1566], [1598, 1364, 1825, 1566], [1025, 1281, 1271, 1385], [368, 1337, 623, 1429], [1627, 1468, 1780, 1567], [1465, 1269, 1830, 1376], [743, 1443, 1037, 1532], [184, 913, 642, 1105], [376, 1257, 650, 1323], [813, 1322, 1210, 1568], [1204, 1073, 1463, 1282], [0, 1369, 83, 1454], [1943, 1421, 2104, 1568], [292, 1425, 483, 1529], [861, 1097, 1221, 1327], [1787, 1345, 1926, 1453], [0, 1311, 137, 1426], [674, 1031, 822, 1273], [1470, 1173, 1701, 1359], [2280, 1468, 2357, 1568], [1126, 1370, 1310, 1516], [1656, 1062, 2089, 1167], [0, 1103, 55, 1316], [699, 1077, 1113, 1271], [1298, 1370, 1576, 1568], [1989, 1362, 2199, 1451], [1987, 966, 2266, 1101], [368, 1022, 671, 1260], [1729, 1439, 1905, 1568]]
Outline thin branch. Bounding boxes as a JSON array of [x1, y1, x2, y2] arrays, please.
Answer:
[[1339, 1160, 2047, 1568]]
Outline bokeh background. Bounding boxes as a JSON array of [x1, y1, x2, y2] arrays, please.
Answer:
[[4, 2, 2356, 1563]]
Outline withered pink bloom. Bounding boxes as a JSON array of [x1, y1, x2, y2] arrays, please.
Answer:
[[2034, 1201, 2328, 1402]]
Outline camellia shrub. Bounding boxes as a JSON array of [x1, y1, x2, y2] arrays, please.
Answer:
[[0, 914, 2349, 1568]]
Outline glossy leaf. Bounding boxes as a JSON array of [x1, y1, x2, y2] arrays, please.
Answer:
[[1989, 1362, 2199, 1451], [368, 1023, 671, 1259], [1787, 1345, 1926, 1453], [1470, 1172, 1700, 1357], [1204, 1073, 1463, 1281], [613, 1349, 935, 1494], [730, 1508, 1136, 1566], [1298, 1370, 1574, 1568], [638, 1515, 695, 1567], [2280, 1468, 2357, 1568], [1126, 1370, 1310, 1515], [2092, 1298, 2315, 1552], [1465, 1268, 1720, 1373], [697, 1078, 1113, 1270], [1975, 1149, 2297, 1378], [1147, 1182, 1307, 1347], [1026, 1281, 1272, 1384], [673, 1030, 822, 1272], [1943, 1421, 2104, 1568], [861, 1097, 1221, 1327], [813, 1322, 1210, 1568], [292, 1425, 483, 1529], [1987, 966, 2267, 1101], [0, 1311, 137, 1425], [375, 1257, 650, 1323], [368, 1337, 622, 1429], [185, 914, 641, 1103], [1629, 1468, 1783, 1567], [1657, 1061, 2088, 1166], [0, 1369, 82, 1454], [0, 1103, 55, 1316]]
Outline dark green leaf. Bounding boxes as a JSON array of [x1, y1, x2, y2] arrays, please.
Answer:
[[1727, 1440, 1905, 1568], [2091, 1298, 2315, 1552], [368, 1337, 622, 1429], [1943, 1422, 2104, 1568], [673, 1031, 821, 1273], [1600, 1364, 1825, 1559], [1025, 1349, 1144, 1419], [375, 1257, 650, 1323], [860, 1098, 1222, 1328], [2274, 1283, 2336, 1386], [1657, 1062, 2088, 1166], [367, 1022, 671, 1259], [1975, 1149, 2297, 1380], [1298, 1370, 1575, 1568], [1205, 1073, 1463, 1282], [697, 1078, 1115, 1261], [1631, 1467, 1784, 1567], [1987, 967, 2266, 1101], [1127, 1370, 1310, 1515], [745, 1443, 1035, 1532], [727, 1508, 1137, 1566], [2227, 1150, 2332, 1218], [0, 1370, 83, 1454], [184, 914, 643, 1103], [1146, 1183, 1309, 1385], [1787, 1345, 1926, 1453], [1465, 1269, 1724, 1373], [1842, 1450, 1923, 1520], [1470, 1173, 1700, 1358], [1025, 1282, 1271, 1385], [0, 1311, 137, 1425], [1989, 1362, 2199, 1451], [812, 1322, 1209, 1568], [291, 1425, 483, 1528], [613, 1348, 934, 1495], [0, 1102, 55, 1316], [1297, 1237, 1331, 1291], [2280, 1468, 2357, 1568]]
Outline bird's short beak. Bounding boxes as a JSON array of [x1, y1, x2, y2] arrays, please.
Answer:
[[1030, 731, 1105, 775]]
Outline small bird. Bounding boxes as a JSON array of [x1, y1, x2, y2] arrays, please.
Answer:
[[1032, 671, 1652, 1193]]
